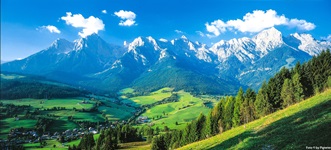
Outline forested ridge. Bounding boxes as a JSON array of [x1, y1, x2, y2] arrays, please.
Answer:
[[0, 73, 87, 99]]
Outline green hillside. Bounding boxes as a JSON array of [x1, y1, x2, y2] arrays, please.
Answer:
[[178, 89, 331, 150], [1, 73, 87, 99]]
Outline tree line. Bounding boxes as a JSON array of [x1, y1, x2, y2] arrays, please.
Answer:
[[151, 50, 331, 149], [69, 124, 142, 150], [0, 78, 87, 99]]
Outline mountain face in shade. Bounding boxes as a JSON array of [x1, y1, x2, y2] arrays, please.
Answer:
[[2, 28, 330, 94]]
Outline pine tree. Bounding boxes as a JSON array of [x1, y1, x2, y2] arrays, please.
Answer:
[[281, 78, 295, 108], [181, 123, 191, 145], [196, 113, 206, 140], [188, 120, 198, 143], [240, 96, 250, 125], [326, 76, 331, 88], [155, 126, 160, 135], [255, 82, 271, 118], [202, 111, 213, 138], [223, 96, 235, 130], [96, 130, 105, 150], [151, 136, 159, 150], [267, 67, 291, 110], [292, 73, 304, 102], [170, 130, 182, 149], [211, 98, 224, 134], [233, 87, 244, 127], [245, 88, 256, 123]]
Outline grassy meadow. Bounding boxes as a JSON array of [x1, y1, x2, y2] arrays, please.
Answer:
[[1, 98, 95, 110], [138, 90, 219, 129]]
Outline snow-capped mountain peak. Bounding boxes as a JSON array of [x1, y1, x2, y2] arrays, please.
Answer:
[[47, 38, 73, 54], [181, 35, 188, 40], [159, 38, 168, 42], [129, 36, 162, 51], [73, 38, 85, 50], [288, 33, 330, 56], [252, 27, 284, 56], [209, 37, 257, 63], [128, 37, 145, 51]]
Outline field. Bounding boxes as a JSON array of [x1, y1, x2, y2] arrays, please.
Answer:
[[98, 105, 135, 121], [119, 87, 174, 106], [39, 110, 103, 132], [0, 118, 37, 138], [1, 98, 95, 110], [118, 141, 151, 150], [23, 133, 100, 149], [137, 90, 218, 129], [1, 73, 25, 79], [118, 88, 135, 95], [179, 89, 331, 150]]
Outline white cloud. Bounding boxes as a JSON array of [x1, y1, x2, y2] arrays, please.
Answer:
[[322, 35, 331, 41], [123, 41, 128, 47], [114, 10, 137, 26], [175, 30, 184, 34], [196, 31, 205, 37], [37, 25, 61, 34], [61, 12, 105, 37], [120, 19, 136, 26], [102, 10, 107, 14], [287, 19, 316, 31], [206, 9, 315, 37]]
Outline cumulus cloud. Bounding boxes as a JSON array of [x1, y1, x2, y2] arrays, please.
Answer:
[[37, 25, 61, 34], [206, 9, 316, 37], [61, 12, 105, 37], [196, 31, 205, 37], [114, 10, 137, 26], [102, 10, 107, 14], [287, 19, 315, 31], [175, 30, 184, 34]]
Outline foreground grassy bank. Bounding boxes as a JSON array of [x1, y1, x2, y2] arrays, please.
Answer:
[[179, 89, 331, 150]]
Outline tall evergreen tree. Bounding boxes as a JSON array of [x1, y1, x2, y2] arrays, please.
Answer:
[[196, 113, 206, 140], [281, 78, 295, 108], [188, 120, 198, 143], [151, 137, 160, 150], [233, 87, 244, 127], [255, 82, 272, 118], [223, 96, 235, 130], [292, 73, 304, 102], [326, 76, 331, 88], [96, 130, 105, 150], [202, 111, 213, 138], [170, 130, 182, 149], [211, 98, 224, 134]]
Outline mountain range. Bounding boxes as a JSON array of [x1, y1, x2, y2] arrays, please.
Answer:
[[2, 27, 331, 94]]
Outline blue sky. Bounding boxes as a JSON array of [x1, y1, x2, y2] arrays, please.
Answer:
[[1, 0, 331, 61]]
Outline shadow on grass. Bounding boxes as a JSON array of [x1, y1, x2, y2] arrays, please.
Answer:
[[210, 100, 331, 150], [49, 119, 79, 133]]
